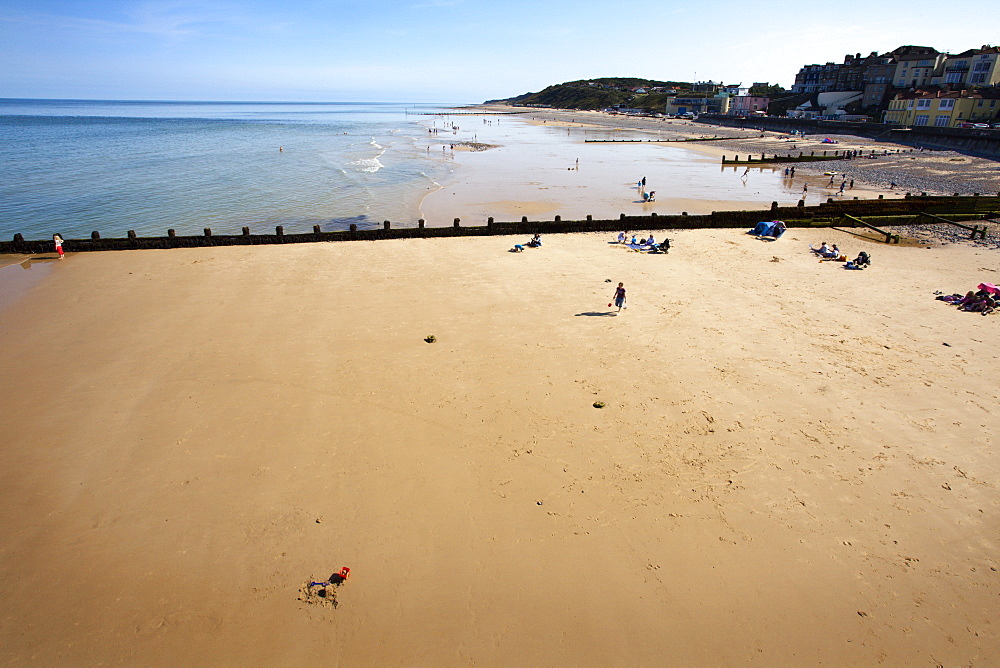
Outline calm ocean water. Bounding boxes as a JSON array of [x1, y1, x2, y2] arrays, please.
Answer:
[[0, 99, 461, 240]]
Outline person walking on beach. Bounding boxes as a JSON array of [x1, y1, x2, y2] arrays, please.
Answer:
[[613, 282, 627, 313], [641, 176, 646, 187], [53, 233, 64, 259]]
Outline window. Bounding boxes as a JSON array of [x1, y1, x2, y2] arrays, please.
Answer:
[[914, 115, 929, 126], [945, 73, 963, 83], [935, 115, 950, 127], [916, 99, 931, 109], [939, 99, 955, 109], [971, 74, 987, 84], [907, 100, 915, 110], [973, 62, 990, 72]]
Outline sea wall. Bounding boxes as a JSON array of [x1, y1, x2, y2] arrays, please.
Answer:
[[3, 196, 998, 254], [696, 115, 1000, 158]]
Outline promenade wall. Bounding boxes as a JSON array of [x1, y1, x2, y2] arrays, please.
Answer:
[[697, 115, 1000, 158], [3, 195, 999, 254]]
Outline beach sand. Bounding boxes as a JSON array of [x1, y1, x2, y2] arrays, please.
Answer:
[[1, 227, 998, 665]]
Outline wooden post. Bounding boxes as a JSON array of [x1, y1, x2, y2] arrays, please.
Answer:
[[128, 230, 137, 239], [204, 228, 212, 237], [522, 216, 528, 223], [554, 215, 561, 222], [620, 213, 626, 220], [586, 215, 592, 221], [276, 226, 284, 236], [242, 227, 250, 236], [384, 220, 391, 230], [313, 225, 321, 233], [13, 233, 23, 243], [168, 229, 176, 238], [418, 219, 425, 228], [91, 231, 100, 240], [350, 224, 357, 232], [453, 218, 460, 227]]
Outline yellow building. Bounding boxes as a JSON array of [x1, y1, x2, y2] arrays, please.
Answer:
[[885, 90, 1000, 127]]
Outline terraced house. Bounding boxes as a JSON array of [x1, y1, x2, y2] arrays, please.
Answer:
[[884, 89, 1000, 127], [791, 44, 999, 121], [940, 46, 1000, 86]]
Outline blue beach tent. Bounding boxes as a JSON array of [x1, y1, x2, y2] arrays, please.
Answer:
[[749, 221, 787, 238]]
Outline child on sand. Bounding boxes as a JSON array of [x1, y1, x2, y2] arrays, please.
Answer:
[[613, 283, 626, 313], [53, 234, 64, 259]]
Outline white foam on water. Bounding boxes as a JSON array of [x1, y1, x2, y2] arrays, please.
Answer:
[[352, 157, 384, 173]]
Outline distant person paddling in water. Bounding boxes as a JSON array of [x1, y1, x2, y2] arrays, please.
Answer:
[[612, 282, 626, 313]]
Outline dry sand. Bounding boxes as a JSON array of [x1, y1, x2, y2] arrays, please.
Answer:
[[1, 226, 998, 665]]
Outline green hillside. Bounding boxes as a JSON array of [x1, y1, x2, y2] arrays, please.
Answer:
[[489, 78, 691, 112]]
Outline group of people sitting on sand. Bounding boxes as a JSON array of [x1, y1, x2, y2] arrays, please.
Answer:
[[936, 284, 998, 315], [810, 242, 871, 269], [616, 232, 670, 253], [511, 234, 542, 252]]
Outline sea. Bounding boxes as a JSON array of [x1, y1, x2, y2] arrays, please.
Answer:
[[0, 99, 465, 241]]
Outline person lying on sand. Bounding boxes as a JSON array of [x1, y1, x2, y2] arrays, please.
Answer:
[[845, 251, 871, 270], [811, 242, 839, 259], [961, 293, 996, 314]]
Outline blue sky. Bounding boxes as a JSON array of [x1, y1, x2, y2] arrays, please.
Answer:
[[2, 0, 998, 102]]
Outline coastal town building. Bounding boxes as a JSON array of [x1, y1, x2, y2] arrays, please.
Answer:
[[728, 95, 769, 116], [884, 89, 1000, 126], [862, 53, 899, 110], [665, 93, 731, 116], [937, 46, 1000, 87], [789, 43, 1000, 123], [888, 46, 944, 88]]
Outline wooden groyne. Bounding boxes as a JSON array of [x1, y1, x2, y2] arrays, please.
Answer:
[[722, 148, 908, 165], [585, 136, 730, 143], [696, 114, 1000, 159], [3, 195, 996, 254]]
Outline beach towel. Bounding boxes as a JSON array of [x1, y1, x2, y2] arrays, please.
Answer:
[[978, 283, 1000, 296]]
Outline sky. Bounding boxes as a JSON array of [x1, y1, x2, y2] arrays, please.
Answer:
[[1, 0, 998, 103]]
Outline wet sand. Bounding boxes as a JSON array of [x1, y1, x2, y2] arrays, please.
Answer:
[[420, 108, 998, 226], [1, 227, 998, 665]]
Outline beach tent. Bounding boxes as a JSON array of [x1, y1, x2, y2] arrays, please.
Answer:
[[749, 221, 787, 238]]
